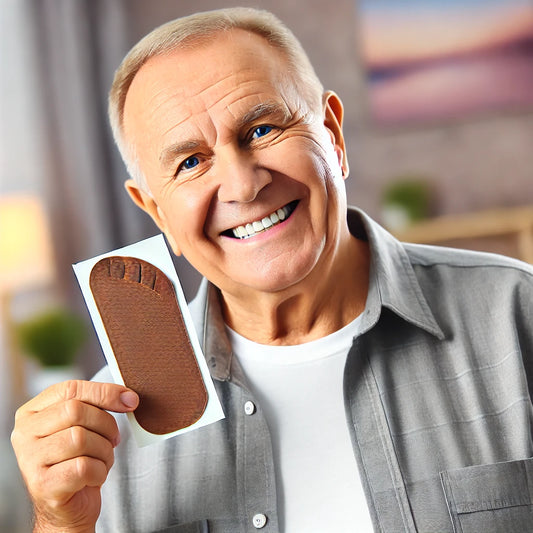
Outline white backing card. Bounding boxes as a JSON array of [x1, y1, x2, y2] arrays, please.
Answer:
[[73, 234, 225, 446]]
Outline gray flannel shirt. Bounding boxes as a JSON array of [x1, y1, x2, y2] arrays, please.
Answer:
[[96, 208, 533, 533]]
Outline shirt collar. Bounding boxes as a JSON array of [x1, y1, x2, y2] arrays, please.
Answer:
[[189, 278, 234, 382], [190, 207, 445, 381], [348, 207, 444, 340]]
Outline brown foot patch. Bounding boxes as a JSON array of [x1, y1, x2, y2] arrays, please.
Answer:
[[89, 256, 207, 434]]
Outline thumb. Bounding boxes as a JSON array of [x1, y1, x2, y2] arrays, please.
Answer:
[[18, 380, 139, 417]]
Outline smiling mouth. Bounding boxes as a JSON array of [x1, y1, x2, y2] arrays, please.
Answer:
[[223, 201, 298, 239]]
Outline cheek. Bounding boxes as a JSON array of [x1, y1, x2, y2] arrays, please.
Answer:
[[264, 136, 332, 183], [309, 130, 342, 179], [159, 182, 215, 243]]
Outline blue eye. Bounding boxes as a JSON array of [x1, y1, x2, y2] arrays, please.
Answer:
[[181, 156, 199, 170], [251, 125, 273, 139]]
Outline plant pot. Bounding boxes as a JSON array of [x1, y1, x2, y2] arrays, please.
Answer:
[[27, 366, 83, 397]]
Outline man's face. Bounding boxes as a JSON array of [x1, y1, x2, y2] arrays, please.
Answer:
[[123, 29, 349, 298]]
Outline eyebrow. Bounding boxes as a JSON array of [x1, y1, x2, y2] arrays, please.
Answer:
[[158, 101, 292, 172], [159, 140, 202, 173], [237, 101, 292, 129]]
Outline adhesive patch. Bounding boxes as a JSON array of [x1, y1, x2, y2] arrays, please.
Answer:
[[89, 256, 208, 434]]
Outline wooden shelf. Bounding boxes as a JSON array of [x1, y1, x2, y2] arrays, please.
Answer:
[[394, 206, 533, 264]]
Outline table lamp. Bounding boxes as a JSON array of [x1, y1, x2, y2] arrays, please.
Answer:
[[0, 194, 55, 404]]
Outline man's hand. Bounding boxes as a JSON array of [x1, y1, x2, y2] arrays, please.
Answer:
[[10, 380, 139, 533]]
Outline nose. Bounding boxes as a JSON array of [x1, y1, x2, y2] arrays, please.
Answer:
[[215, 147, 272, 203]]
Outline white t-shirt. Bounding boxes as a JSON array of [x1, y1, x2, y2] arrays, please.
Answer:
[[226, 316, 374, 532]]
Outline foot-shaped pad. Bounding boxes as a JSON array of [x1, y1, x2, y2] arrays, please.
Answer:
[[89, 256, 207, 434]]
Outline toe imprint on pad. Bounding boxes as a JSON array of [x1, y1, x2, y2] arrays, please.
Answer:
[[89, 256, 208, 434]]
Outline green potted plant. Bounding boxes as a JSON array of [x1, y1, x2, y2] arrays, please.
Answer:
[[381, 177, 431, 231], [16, 307, 87, 394]]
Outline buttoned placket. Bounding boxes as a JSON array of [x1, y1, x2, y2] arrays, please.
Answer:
[[344, 327, 418, 532], [236, 386, 279, 531]]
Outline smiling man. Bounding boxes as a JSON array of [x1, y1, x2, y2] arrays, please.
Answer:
[[121, 27, 369, 346], [11, 7, 533, 533]]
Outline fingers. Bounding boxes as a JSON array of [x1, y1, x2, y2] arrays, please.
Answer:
[[49, 458, 108, 498], [17, 379, 139, 417], [31, 457, 108, 505], [13, 380, 137, 457], [30, 399, 121, 445], [39, 426, 115, 472], [21, 429, 114, 502], [12, 381, 132, 474], [10, 379, 137, 530], [53, 457, 108, 494]]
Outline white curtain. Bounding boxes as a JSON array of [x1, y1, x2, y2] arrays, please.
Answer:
[[1, 0, 203, 424], [1, 2, 160, 528], [26, 0, 155, 275]]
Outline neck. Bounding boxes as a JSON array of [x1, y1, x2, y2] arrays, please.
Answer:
[[221, 235, 370, 345]]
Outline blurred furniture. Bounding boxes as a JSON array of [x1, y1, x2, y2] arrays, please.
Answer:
[[0, 194, 55, 406], [394, 205, 533, 264]]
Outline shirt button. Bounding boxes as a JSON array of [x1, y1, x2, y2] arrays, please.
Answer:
[[244, 400, 256, 415], [252, 513, 267, 529]]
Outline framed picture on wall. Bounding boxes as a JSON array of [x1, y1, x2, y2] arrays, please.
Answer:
[[358, 0, 533, 127]]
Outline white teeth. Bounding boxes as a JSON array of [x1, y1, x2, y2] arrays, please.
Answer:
[[231, 204, 294, 239], [262, 217, 273, 229], [236, 226, 248, 238]]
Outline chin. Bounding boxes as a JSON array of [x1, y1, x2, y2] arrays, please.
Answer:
[[241, 261, 318, 294]]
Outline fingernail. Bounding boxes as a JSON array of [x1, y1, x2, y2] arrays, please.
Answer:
[[113, 433, 121, 447], [120, 390, 138, 409]]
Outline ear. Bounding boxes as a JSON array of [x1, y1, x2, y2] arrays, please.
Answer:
[[125, 179, 181, 255], [323, 91, 349, 180]]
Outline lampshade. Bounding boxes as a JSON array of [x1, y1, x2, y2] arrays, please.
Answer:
[[0, 194, 55, 293]]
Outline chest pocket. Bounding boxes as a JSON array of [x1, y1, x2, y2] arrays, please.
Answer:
[[440, 459, 533, 533]]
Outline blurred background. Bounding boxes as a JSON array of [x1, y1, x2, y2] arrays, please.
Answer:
[[1, 0, 532, 529]]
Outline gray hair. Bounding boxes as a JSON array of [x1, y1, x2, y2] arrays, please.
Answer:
[[108, 7, 324, 191]]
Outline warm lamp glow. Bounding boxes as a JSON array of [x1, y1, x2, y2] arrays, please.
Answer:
[[0, 195, 55, 292]]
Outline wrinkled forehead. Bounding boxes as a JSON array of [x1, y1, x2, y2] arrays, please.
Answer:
[[125, 30, 298, 128], [121, 30, 309, 170], [128, 31, 292, 104]]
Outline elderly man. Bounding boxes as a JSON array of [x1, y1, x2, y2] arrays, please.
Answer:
[[11, 7, 533, 533]]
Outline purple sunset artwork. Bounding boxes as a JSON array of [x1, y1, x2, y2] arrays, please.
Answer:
[[358, 0, 533, 126]]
